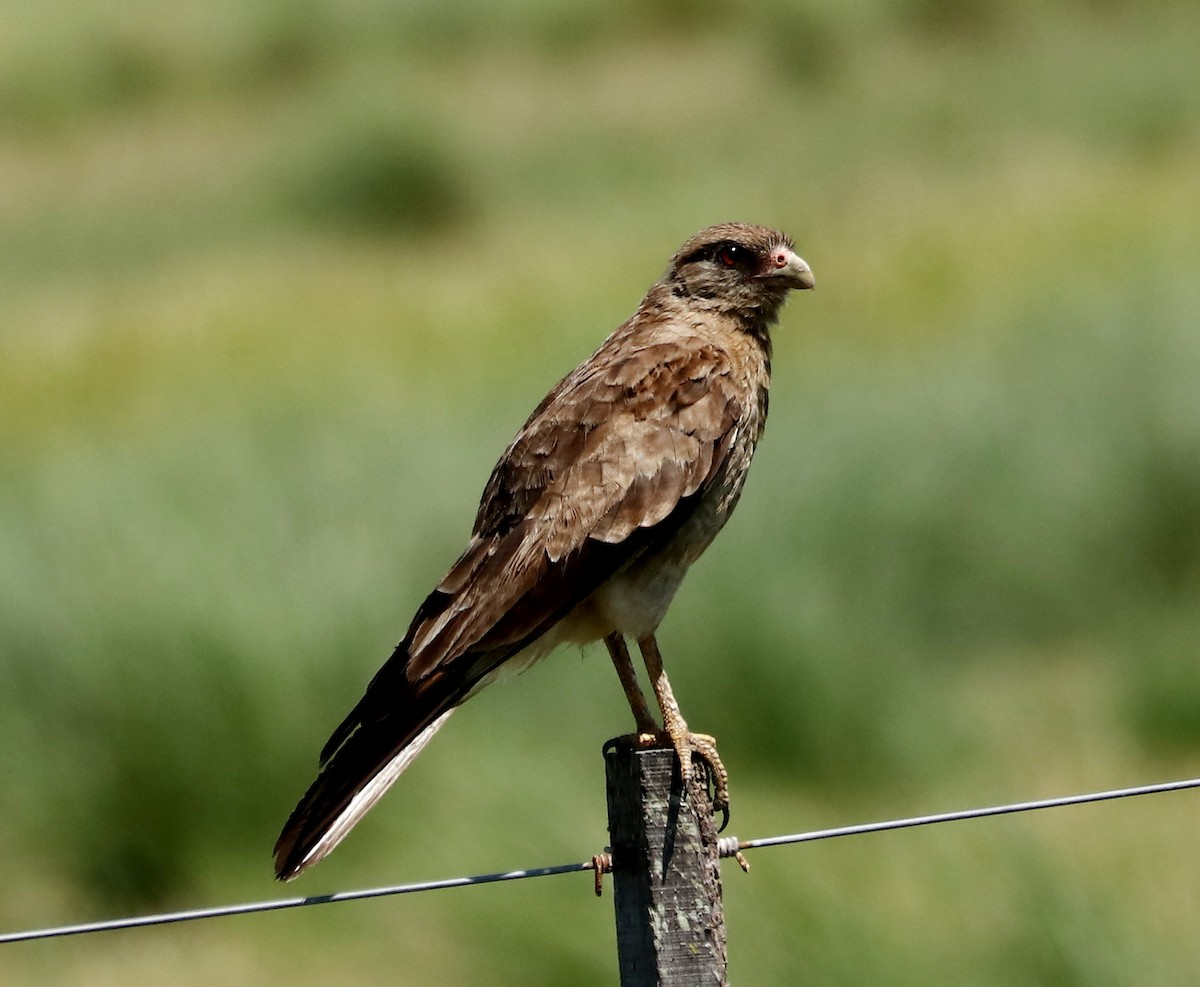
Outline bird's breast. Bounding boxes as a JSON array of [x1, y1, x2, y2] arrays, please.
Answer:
[[565, 411, 764, 644]]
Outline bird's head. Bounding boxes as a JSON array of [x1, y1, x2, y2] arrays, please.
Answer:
[[665, 222, 814, 329]]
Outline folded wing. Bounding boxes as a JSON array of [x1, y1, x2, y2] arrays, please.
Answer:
[[273, 328, 745, 879]]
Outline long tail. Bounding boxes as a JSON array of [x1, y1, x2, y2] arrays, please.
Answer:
[[273, 532, 596, 880], [273, 705, 456, 880]]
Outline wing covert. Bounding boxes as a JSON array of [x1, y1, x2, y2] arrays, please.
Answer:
[[402, 331, 745, 680]]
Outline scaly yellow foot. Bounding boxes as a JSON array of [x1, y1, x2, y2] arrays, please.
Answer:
[[666, 729, 730, 829], [636, 633, 732, 828]]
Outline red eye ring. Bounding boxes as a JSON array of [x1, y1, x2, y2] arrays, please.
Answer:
[[717, 246, 740, 267]]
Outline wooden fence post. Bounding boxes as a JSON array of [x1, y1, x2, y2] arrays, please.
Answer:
[[603, 737, 728, 986]]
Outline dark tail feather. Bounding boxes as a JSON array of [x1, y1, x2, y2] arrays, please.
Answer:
[[273, 701, 456, 881], [274, 568, 580, 880]]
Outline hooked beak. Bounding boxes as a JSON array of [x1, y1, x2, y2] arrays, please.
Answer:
[[766, 248, 815, 290]]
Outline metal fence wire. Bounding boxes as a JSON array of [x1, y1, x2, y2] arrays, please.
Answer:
[[2, 775, 1197, 945]]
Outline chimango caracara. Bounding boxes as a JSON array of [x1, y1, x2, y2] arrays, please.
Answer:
[[274, 223, 814, 879]]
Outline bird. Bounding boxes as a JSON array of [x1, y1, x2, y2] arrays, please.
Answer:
[[274, 222, 814, 880]]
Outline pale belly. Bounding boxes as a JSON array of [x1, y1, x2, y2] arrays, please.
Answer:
[[477, 500, 733, 691], [550, 467, 744, 648], [571, 556, 692, 642]]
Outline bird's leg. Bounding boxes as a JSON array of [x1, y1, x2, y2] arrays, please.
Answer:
[[636, 633, 730, 820], [604, 633, 659, 739]]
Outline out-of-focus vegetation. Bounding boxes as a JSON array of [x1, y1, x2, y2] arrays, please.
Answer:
[[2, 0, 1198, 983]]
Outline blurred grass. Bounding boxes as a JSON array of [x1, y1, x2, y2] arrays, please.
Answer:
[[2, 0, 1199, 984]]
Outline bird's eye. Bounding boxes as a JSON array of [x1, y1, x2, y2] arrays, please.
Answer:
[[715, 245, 743, 268]]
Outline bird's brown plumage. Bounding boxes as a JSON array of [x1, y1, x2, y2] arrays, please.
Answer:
[[274, 222, 813, 879]]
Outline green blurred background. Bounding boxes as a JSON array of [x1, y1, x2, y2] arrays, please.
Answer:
[[2, 0, 1199, 983]]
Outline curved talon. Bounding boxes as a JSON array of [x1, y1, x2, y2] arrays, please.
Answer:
[[672, 732, 731, 824], [716, 802, 731, 833], [632, 634, 732, 824], [689, 746, 730, 830], [612, 726, 733, 824]]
